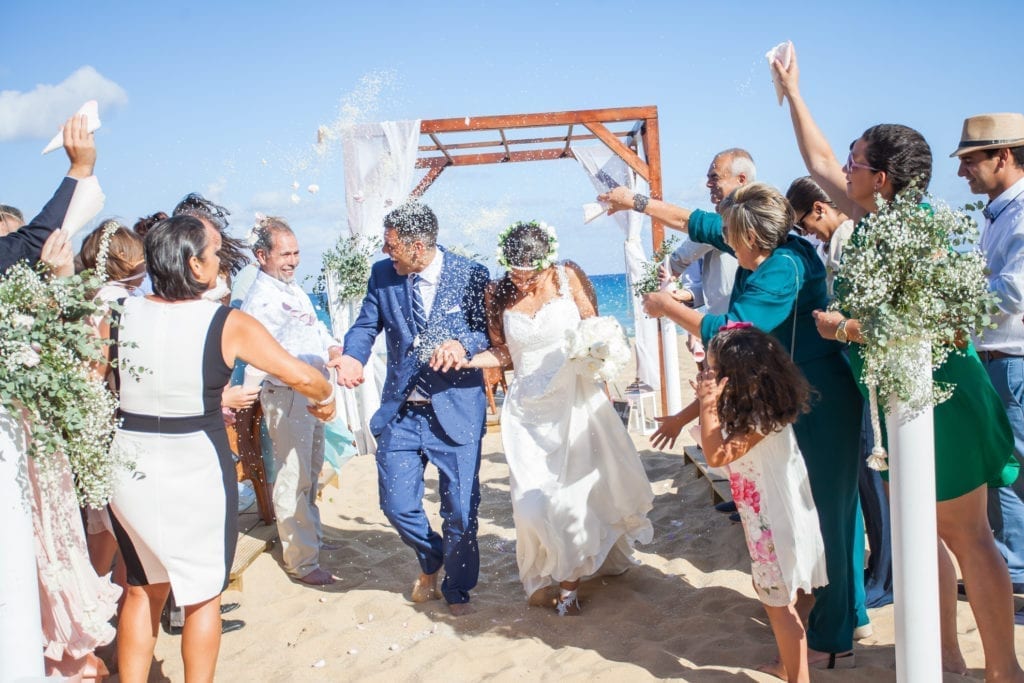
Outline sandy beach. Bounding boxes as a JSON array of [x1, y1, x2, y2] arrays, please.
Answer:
[[141, 344, 1020, 682]]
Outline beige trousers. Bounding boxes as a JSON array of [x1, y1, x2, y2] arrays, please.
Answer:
[[261, 384, 325, 577]]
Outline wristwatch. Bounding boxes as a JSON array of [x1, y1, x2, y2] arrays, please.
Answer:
[[835, 318, 849, 344], [632, 193, 650, 214]]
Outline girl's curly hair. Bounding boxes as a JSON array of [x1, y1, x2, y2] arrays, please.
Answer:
[[707, 326, 812, 436]]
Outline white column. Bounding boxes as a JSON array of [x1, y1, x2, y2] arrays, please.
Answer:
[[659, 320, 682, 413], [885, 340, 941, 681], [0, 407, 44, 680]]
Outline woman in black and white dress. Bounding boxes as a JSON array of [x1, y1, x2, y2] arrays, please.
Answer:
[[106, 215, 336, 683]]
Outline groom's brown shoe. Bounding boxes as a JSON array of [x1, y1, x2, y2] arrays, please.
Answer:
[[411, 571, 441, 602]]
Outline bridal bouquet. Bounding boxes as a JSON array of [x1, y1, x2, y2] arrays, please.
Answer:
[[0, 263, 127, 507], [565, 316, 631, 382]]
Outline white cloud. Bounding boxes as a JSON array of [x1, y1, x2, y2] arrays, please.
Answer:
[[0, 66, 128, 142]]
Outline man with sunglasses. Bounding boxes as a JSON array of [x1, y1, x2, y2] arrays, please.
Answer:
[[953, 113, 1024, 595]]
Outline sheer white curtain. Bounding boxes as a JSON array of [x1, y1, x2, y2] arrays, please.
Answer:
[[0, 408, 43, 679], [572, 146, 680, 409], [331, 120, 422, 455]]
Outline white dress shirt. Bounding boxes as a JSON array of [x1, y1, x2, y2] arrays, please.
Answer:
[[241, 270, 339, 384], [406, 249, 444, 402], [975, 176, 1024, 355]]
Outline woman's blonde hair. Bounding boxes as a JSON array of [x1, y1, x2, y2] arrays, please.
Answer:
[[718, 182, 794, 252]]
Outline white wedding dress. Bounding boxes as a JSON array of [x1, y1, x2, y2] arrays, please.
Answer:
[[501, 265, 654, 598]]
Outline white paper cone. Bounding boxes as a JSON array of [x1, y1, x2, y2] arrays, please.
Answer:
[[41, 100, 101, 155], [60, 176, 105, 238], [582, 202, 608, 224], [765, 41, 793, 106]]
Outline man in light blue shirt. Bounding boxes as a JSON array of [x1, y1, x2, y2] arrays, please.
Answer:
[[954, 112, 1024, 592]]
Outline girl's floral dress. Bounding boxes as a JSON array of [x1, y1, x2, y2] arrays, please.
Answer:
[[727, 424, 828, 606]]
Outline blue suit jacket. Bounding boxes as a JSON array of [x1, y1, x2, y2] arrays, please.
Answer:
[[0, 177, 77, 274], [342, 248, 490, 445]]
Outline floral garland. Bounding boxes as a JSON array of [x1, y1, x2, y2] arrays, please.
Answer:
[[631, 236, 679, 297], [315, 232, 382, 304], [831, 184, 998, 470], [0, 263, 130, 507], [495, 220, 558, 271]]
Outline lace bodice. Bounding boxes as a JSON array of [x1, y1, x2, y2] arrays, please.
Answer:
[[502, 266, 580, 397]]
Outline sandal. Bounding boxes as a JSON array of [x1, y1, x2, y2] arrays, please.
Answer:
[[555, 589, 581, 616]]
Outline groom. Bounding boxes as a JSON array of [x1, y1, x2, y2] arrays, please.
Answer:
[[333, 202, 490, 615]]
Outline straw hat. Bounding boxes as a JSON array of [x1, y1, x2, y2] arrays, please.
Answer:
[[950, 112, 1024, 157]]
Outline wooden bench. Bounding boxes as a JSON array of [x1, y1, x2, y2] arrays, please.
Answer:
[[682, 444, 731, 505]]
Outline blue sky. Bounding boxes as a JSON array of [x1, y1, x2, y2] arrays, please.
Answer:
[[3, 1, 1023, 281]]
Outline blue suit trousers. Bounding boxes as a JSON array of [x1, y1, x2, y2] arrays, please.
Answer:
[[375, 403, 482, 604]]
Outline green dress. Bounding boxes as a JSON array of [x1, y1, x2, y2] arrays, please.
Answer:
[[837, 222, 1016, 501], [689, 209, 863, 653]]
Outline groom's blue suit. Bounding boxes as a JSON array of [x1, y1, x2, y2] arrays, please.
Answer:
[[342, 247, 490, 604]]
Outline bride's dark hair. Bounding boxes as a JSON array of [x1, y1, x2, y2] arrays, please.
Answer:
[[491, 222, 555, 313]]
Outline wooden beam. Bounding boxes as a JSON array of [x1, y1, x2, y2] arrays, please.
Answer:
[[582, 122, 650, 181], [415, 147, 573, 169], [562, 124, 574, 157], [498, 129, 510, 160], [416, 129, 635, 153], [639, 113, 670, 415], [420, 106, 658, 134], [428, 133, 454, 165], [409, 165, 446, 200]]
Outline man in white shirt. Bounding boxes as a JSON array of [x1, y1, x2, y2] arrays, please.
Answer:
[[659, 148, 749, 316], [954, 112, 1024, 592], [241, 216, 342, 586]]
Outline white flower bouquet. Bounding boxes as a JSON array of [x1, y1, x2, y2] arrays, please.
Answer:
[[832, 185, 999, 469], [565, 316, 631, 382], [0, 263, 129, 507]]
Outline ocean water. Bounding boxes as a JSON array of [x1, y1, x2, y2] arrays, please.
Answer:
[[310, 272, 634, 337]]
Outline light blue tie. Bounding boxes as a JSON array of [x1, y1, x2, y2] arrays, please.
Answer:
[[409, 274, 431, 398]]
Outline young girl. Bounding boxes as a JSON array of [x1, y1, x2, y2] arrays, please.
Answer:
[[696, 323, 828, 682]]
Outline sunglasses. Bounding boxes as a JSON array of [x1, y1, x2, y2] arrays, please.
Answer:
[[842, 153, 880, 174]]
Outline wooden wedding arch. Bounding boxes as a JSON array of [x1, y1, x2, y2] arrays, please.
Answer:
[[405, 105, 671, 410]]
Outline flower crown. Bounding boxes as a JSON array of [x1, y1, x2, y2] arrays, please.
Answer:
[[496, 220, 559, 271], [94, 220, 122, 278]]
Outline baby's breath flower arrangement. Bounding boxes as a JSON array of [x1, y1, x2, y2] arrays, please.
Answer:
[[316, 233, 382, 303], [0, 263, 127, 507], [832, 185, 999, 470], [496, 220, 558, 270], [631, 236, 679, 297]]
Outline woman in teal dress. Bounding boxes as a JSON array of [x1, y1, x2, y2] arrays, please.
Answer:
[[601, 182, 864, 670], [773, 45, 1023, 681]]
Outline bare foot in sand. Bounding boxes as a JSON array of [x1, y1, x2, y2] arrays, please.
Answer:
[[448, 602, 475, 616], [755, 659, 786, 681], [411, 572, 440, 603]]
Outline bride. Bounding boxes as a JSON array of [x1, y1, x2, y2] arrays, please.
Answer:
[[461, 220, 653, 615]]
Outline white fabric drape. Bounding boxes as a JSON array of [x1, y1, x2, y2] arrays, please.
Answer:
[[572, 145, 677, 404], [0, 407, 44, 680], [332, 120, 422, 455]]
